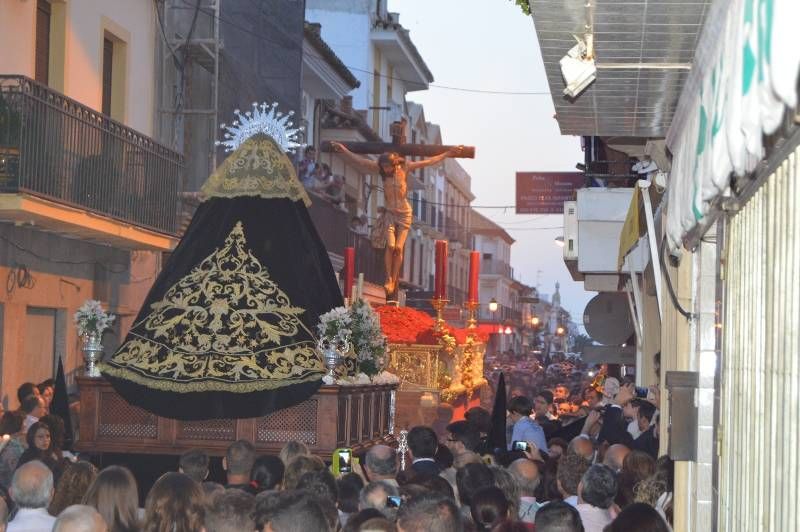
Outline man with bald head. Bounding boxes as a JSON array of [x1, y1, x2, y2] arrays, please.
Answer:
[[53, 505, 107, 532], [602, 444, 630, 473], [509, 459, 541, 523], [364, 444, 399, 486], [8, 461, 56, 531], [568, 435, 595, 462]]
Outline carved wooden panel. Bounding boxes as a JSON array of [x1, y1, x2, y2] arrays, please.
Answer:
[[97, 392, 158, 439], [255, 399, 319, 445], [178, 419, 236, 441]]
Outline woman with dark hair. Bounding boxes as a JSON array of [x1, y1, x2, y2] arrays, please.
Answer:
[[49, 461, 98, 516], [250, 455, 285, 493], [83, 465, 141, 532], [39, 414, 72, 462], [603, 502, 671, 532], [143, 472, 205, 532], [15, 421, 65, 481], [470, 486, 510, 532], [0, 411, 27, 488]]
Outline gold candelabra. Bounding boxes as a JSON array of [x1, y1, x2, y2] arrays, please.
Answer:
[[431, 297, 449, 334], [464, 300, 479, 331]]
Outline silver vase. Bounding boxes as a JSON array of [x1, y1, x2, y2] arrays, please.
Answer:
[[317, 334, 351, 380], [82, 332, 103, 378]]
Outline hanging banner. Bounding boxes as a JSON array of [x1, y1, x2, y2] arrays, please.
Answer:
[[515, 172, 585, 214]]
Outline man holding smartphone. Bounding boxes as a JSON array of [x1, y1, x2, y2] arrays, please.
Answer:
[[507, 396, 548, 454]]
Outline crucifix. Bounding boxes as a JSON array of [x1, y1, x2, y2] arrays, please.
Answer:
[[323, 118, 475, 300]]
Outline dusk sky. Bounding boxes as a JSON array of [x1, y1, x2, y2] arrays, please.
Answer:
[[388, 0, 595, 322]]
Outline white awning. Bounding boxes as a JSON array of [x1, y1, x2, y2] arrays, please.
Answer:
[[665, 0, 800, 252]]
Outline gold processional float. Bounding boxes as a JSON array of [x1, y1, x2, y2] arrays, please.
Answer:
[[376, 301, 489, 427]]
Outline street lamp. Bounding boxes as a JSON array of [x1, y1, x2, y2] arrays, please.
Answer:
[[488, 298, 498, 313], [554, 236, 565, 247], [504, 326, 513, 335], [531, 316, 540, 326], [556, 326, 565, 336]]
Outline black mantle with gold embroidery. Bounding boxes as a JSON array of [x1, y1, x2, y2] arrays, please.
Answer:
[[99, 134, 342, 420]]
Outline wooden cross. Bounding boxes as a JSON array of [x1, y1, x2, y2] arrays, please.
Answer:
[[320, 118, 475, 159]]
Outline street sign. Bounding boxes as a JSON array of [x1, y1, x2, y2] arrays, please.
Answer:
[[515, 172, 585, 214]]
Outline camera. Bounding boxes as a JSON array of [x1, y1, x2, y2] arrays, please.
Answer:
[[512, 441, 529, 452]]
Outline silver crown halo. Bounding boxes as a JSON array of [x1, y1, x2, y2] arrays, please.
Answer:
[[216, 102, 304, 153]]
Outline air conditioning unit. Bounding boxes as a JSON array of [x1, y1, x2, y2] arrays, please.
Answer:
[[563, 201, 578, 260]]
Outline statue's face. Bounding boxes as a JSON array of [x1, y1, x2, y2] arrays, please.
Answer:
[[379, 153, 403, 176]]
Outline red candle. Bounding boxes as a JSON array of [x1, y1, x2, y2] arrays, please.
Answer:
[[435, 240, 448, 299], [434, 242, 442, 298], [468, 250, 480, 303], [343, 247, 355, 300]]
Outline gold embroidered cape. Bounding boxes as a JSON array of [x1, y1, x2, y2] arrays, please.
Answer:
[[99, 131, 343, 420]]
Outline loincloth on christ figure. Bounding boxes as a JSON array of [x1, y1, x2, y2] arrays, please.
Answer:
[[371, 208, 412, 249]]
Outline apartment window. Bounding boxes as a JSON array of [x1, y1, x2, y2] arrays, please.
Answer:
[[101, 31, 127, 121], [102, 38, 113, 115], [35, 0, 51, 84], [372, 69, 380, 132]]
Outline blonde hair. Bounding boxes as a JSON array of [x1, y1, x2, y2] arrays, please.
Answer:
[[279, 441, 309, 466]]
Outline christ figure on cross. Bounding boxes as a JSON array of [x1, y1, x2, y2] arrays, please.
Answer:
[[330, 141, 465, 299]]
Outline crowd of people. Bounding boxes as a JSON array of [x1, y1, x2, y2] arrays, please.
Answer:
[[296, 146, 346, 207], [0, 357, 671, 532]]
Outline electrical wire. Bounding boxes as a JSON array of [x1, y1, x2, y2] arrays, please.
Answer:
[[0, 233, 129, 274], [177, 0, 552, 97], [659, 237, 694, 320]]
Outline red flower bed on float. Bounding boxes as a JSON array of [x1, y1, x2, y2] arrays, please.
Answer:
[[375, 305, 488, 345]]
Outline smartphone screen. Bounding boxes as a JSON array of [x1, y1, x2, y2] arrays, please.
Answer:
[[338, 449, 352, 473], [512, 441, 529, 452], [387, 495, 402, 508]]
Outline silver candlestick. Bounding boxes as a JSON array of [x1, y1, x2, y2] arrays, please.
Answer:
[[398, 429, 409, 471]]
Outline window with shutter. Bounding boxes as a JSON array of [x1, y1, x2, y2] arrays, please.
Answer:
[[35, 0, 51, 84], [102, 38, 114, 116]]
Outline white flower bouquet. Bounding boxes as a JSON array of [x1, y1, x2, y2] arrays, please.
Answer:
[[318, 299, 388, 377], [74, 300, 115, 337]]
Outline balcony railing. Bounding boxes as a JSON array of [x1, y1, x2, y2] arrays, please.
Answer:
[[481, 259, 514, 278], [478, 305, 522, 323], [306, 194, 383, 285], [444, 215, 469, 245], [0, 76, 182, 235]]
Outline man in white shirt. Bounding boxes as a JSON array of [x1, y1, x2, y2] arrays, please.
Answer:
[[8, 460, 56, 532], [576, 464, 618, 532]]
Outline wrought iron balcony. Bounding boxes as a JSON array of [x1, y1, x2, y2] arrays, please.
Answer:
[[0, 76, 182, 237], [481, 259, 514, 278]]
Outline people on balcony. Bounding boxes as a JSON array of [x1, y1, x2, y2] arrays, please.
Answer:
[[350, 215, 369, 236], [297, 145, 317, 187], [322, 173, 345, 207]]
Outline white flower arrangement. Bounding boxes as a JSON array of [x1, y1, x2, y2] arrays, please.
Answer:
[[323, 371, 398, 386], [371, 371, 400, 385], [74, 299, 115, 337], [318, 299, 388, 377]]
